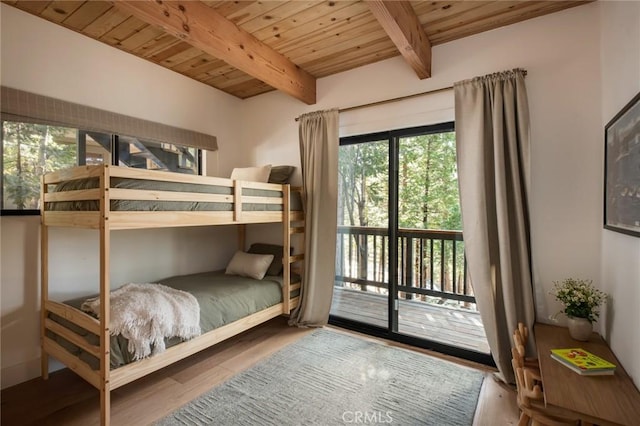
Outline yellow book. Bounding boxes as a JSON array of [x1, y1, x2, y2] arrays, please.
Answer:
[[550, 348, 616, 375]]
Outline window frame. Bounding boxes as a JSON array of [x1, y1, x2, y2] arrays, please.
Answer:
[[1, 120, 202, 216]]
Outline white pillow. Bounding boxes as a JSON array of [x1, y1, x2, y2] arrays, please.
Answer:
[[225, 251, 275, 280], [230, 164, 272, 182]]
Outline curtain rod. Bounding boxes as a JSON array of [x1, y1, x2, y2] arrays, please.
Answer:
[[294, 85, 452, 122], [295, 68, 528, 122]]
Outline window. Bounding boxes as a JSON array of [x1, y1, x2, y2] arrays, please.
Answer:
[[1, 121, 201, 213], [117, 136, 198, 174], [2, 122, 77, 211], [1, 87, 217, 213]]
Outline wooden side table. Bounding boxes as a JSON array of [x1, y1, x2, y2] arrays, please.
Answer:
[[534, 323, 640, 426]]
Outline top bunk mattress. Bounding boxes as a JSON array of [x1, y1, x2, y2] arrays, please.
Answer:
[[45, 176, 303, 212], [48, 270, 286, 369]]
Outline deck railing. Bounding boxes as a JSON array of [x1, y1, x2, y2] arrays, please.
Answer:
[[336, 226, 476, 305]]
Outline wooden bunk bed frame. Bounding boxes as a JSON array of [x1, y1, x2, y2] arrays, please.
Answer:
[[40, 164, 304, 425]]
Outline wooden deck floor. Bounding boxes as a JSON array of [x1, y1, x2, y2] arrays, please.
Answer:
[[331, 287, 490, 354]]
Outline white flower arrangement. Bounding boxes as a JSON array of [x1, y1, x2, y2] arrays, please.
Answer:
[[551, 278, 607, 323]]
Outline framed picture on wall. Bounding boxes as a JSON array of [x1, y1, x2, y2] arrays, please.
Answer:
[[604, 91, 640, 237]]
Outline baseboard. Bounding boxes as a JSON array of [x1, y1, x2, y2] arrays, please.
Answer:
[[1, 357, 64, 389]]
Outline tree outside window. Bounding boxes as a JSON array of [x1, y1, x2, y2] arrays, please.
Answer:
[[2, 122, 76, 210]]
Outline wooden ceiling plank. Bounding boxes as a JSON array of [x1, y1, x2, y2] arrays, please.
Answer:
[[311, 45, 399, 77], [302, 36, 396, 73], [148, 41, 193, 63], [208, 1, 255, 18], [280, 17, 388, 63], [428, 1, 586, 45], [199, 64, 242, 85], [62, 1, 114, 31], [418, 1, 569, 41], [114, 1, 316, 104], [138, 34, 183, 59], [260, 2, 370, 50], [424, 1, 523, 35], [99, 15, 149, 47], [207, 69, 256, 89], [285, 21, 390, 66], [413, 1, 492, 28], [119, 24, 166, 51], [171, 53, 212, 74], [223, 78, 274, 99], [39, 0, 84, 23], [12, 1, 53, 16], [161, 46, 204, 68], [310, 46, 399, 77], [199, 65, 243, 83], [82, 6, 130, 38], [268, 9, 376, 56], [366, 1, 431, 79], [236, 1, 317, 36], [184, 57, 227, 79], [225, 1, 285, 27]]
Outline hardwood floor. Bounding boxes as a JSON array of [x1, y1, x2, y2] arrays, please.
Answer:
[[1, 317, 518, 425]]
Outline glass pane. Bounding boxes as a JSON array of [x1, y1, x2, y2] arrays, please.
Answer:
[[396, 132, 488, 354], [398, 131, 460, 231], [332, 140, 389, 326], [84, 131, 111, 165], [2, 122, 76, 210], [118, 135, 198, 174]]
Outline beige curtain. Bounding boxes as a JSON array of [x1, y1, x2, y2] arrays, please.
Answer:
[[289, 109, 339, 327], [454, 69, 535, 384]]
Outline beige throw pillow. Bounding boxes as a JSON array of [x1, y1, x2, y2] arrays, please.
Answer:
[[225, 251, 274, 280], [230, 164, 272, 182]]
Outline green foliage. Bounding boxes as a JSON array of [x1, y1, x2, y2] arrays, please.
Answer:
[[2, 121, 76, 209], [338, 141, 389, 227], [338, 131, 461, 231], [398, 132, 460, 230]]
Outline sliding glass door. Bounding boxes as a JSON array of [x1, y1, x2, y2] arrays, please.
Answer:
[[333, 138, 390, 326], [330, 123, 491, 365]]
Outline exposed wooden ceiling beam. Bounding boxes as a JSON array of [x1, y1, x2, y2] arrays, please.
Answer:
[[366, 0, 431, 79], [114, 0, 316, 104]]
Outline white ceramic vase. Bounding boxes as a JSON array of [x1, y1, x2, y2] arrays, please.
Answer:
[[567, 316, 592, 341]]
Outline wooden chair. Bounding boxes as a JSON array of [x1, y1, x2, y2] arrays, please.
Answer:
[[516, 322, 530, 346], [512, 359, 581, 426], [513, 323, 542, 372]]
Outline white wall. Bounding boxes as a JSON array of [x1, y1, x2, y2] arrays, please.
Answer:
[[0, 4, 242, 388], [599, 0, 640, 385], [241, 1, 640, 386]]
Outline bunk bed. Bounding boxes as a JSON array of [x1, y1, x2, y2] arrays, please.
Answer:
[[40, 164, 304, 426]]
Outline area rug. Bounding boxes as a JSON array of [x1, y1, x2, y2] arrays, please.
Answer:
[[156, 329, 484, 425]]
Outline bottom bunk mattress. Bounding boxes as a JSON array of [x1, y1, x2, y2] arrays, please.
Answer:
[[48, 270, 285, 369]]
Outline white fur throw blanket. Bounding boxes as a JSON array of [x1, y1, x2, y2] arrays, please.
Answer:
[[81, 283, 201, 360]]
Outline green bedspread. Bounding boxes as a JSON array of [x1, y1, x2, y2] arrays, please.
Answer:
[[48, 271, 284, 369], [46, 177, 302, 211]]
